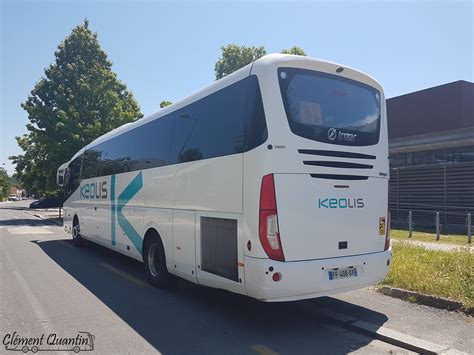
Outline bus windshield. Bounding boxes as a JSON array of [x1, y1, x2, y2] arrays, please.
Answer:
[[278, 67, 381, 146]]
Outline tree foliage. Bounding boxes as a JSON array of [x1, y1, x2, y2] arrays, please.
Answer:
[[10, 19, 143, 197], [215, 44, 307, 80], [281, 46, 307, 56], [160, 100, 172, 108], [0, 168, 10, 201], [215, 44, 267, 80]]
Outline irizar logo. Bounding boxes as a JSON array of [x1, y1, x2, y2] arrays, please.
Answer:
[[80, 181, 108, 199], [327, 127, 357, 142], [318, 197, 364, 209], [338, 131, 357, 142]]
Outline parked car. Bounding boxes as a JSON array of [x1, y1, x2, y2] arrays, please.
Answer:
[[8, 194, 18, 201], [29, 197, 62, 209]]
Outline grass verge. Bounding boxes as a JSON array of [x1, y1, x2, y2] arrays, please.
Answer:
[[391, 229, 471, 246], [382, 242, 473, 310]]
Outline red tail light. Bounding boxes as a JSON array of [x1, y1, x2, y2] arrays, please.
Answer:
[[259, 174, 285, 261], [385, 188, 391, 251]]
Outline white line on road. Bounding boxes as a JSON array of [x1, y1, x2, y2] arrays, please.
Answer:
[[100, 262, 148, 287], [58, 240, 74, 249], [251, 344, 279, 355], [3, 243, 55, 332], [2, 241, 69, 355]]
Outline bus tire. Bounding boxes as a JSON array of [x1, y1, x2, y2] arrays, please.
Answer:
[[143, 232, 170, 288], [72, 217, 86, 247]]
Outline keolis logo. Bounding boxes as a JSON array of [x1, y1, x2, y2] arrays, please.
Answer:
[[80, 181, 107, 199], [318, 197, 364, 209], [78, 173, 144, 254]]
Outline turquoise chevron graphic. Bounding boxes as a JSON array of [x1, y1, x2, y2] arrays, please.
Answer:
[[111, 172, 144, 254], [110, 175, 116, 246]]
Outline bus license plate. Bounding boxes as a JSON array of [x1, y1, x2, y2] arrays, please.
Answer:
[[328, 267, 358, 280]]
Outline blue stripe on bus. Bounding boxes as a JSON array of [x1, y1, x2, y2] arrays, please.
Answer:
[[117, 172, 144, 254]]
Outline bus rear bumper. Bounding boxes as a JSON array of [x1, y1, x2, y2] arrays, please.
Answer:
[[244, 249, 392, 302]]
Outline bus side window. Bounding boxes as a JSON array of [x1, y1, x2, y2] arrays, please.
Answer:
[[244, 75, 268, 151], [129, 115, 173, 171], [65, 155, 82, 199], [172, 76, 259, 164], [100, 133, 131, 176], [172, 111, 198, 164], [82, 148, 102, 179]]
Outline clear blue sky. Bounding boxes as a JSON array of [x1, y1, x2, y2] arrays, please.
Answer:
[[1, 0, 473, 175]]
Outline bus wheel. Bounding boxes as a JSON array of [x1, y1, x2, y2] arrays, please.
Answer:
[[144, 233, 170, 288], [72, 218, 86, 247]]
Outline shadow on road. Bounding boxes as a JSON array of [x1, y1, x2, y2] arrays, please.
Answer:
[[34, 239, 389, 354], [0, 218, 58, 227]]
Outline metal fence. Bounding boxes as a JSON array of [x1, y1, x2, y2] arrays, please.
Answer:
[[390, 202, 472, 243], [389, 149, 474, 232]]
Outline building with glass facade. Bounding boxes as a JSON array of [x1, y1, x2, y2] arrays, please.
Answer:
[[387, 80, 473, 231]]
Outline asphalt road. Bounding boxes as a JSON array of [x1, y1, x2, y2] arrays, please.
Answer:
[[0, 201, 470, 354]]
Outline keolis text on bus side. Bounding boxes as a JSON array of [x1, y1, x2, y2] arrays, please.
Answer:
[[80, 181, 108, 199]]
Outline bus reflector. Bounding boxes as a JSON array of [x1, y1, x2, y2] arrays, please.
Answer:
[[259, 174, 285, 261], [272, 272, 282, 282]]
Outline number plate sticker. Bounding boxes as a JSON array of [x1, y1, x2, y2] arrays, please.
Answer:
[[328, 267, 358, 280]]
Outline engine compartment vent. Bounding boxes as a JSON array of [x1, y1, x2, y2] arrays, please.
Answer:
[[201, 217, 238, 282]]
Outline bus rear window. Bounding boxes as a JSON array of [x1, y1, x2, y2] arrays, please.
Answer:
[[278, 68, 381, 146]]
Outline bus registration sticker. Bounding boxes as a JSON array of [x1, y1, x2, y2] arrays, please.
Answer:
[[379, 217, 386, 235], [328, 267, 358, 280]]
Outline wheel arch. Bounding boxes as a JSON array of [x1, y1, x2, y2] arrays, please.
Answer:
[[142, 227, 169, 265]]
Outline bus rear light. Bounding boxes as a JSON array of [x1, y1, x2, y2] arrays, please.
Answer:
[[259, 174, 285, 262]]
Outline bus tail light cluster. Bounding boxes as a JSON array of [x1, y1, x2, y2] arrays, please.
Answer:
[[259, 174, 285, 262], [384, 189, 391, 251]]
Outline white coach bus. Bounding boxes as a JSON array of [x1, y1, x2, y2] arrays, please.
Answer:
[[57, 54, 391, 302]]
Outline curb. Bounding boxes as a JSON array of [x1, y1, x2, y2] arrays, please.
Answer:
[[299, 304, 465, 354], [378, 286, 473, 316], [23, 210, 63, 226]]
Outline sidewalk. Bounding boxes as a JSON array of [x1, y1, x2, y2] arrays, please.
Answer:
[[23, 207, 63, 226], [317, 287, 474, 354], [392, 238, 472, 252]]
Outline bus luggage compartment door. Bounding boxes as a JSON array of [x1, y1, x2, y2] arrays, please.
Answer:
[[273, 174, 387, 262], [172, 210, 197, 283]]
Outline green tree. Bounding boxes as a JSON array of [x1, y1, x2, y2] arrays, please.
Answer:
[[160, 100, 172, 108], [0, 167, 10, 201], [215, 44, 267, 80], [215, 44, 307, 80], [10, 19, 142, 197], [281, 46, 307, 56]]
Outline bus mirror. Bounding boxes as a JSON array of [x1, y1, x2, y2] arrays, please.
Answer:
[[57, 170, 64, 186]]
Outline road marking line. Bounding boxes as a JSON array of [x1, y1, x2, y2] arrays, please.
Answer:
[[100, 262, 148, 287], [59, 240, 74, 249], [7, 226, 53, 234], [251, 344, 279, 355], [3, 242, 69, 355], [3, 242, 53, 331]]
